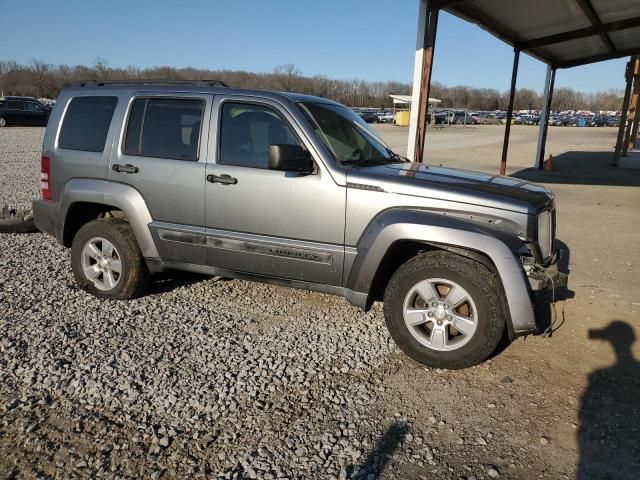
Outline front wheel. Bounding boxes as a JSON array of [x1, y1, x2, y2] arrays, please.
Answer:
[[383, 251, 506, 369]]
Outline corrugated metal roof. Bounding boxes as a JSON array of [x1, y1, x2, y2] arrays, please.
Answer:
[[591, 0, 640, 23], [445, 0, 640, 68], [536, 35, 609, 63]]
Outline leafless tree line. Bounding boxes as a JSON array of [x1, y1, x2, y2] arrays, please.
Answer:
[[0, 58, 624, 112], [431, 82, 624, 112]]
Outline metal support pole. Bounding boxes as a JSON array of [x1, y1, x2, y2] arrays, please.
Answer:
[[407, 0, 438, 162], [623, 58, 640, 155], [535, 65, 556, 169], [500, 49, 520, 175], [629, 92, 640, 151], [407, 0, 429, 160], [614, 59, 635, 165], [623, 85, 638, 156]]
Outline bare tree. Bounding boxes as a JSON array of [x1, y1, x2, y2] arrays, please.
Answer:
[[92, 56, 111, 80], [0, 59, 625, 111], [31, 58, 52, 97], [273, 64, 302, 91]]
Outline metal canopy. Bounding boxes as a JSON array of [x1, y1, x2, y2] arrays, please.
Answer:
[[408, 0, 640, 172], [442, 0, 640, 68]]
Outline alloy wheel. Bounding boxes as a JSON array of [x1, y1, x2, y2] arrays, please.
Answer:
[[402, 278, 478, 351], [80, 237, 122, 291]]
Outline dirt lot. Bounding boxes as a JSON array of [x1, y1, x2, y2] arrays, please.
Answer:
[[377, 124, 640, 477], [1, 124, 639, 479]]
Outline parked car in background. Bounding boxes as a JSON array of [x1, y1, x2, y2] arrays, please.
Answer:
[[359, 112, 379, 123], [501, 116, 522, 125], [450, 111, 476, 125], [549, 115, 566, 126], [517, 114, 540, 126], [377, 112, 395, 123], [575, 117, 588, 127], [606, 115, 620, 127], [427, 111, 448, 124], [474, 113, 501, 125], [0, 96, 51, 127], [592, 115, 618, 127]]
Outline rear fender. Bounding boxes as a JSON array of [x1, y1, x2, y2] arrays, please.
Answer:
[[59, 179, 158, 258]]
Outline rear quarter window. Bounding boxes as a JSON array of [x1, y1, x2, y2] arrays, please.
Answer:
[[58, 96, 118, 152]]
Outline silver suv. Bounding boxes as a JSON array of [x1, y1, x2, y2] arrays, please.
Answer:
[[33, 80, 563, 369]]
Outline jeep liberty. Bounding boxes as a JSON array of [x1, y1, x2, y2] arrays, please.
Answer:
[[33, 80, 563, 369]]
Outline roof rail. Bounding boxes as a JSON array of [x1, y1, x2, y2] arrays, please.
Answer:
[[69, 79, 229, 88]]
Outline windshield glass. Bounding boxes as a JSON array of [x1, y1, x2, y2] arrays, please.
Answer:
[[299, 102, 402, 166]]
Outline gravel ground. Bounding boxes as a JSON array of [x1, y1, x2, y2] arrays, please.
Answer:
[[1, 126, 638, 479], [0, 128, 42, 211], [0, 127, 500, 480]]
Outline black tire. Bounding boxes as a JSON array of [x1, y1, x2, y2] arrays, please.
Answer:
[[383, 251, 506, 369], [71, 218, 150, 299], [0, 116, 6, 127]]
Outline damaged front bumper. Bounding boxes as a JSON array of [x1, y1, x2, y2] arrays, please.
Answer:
[[525, 249, 568, 292]]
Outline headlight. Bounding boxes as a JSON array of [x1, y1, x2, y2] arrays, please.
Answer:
[[537, 209, 553, 260]]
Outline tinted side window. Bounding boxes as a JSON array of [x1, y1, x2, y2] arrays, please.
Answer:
[[59, 96, 118, 152], [25, 101, 44, 112], [7, 100, 24, 110], [123, 97, 204, 161], [219, 102, 301, 169]]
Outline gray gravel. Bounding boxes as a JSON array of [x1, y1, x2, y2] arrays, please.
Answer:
[[0, 127, 575, 479], [0, 128, 42, 210]]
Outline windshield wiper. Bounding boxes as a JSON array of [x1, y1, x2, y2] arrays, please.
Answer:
[[342, 157, 397, 167], [386, 148, 409, 162]]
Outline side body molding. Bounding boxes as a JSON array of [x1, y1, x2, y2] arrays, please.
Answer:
[[346, 209, 536, 334], [58, 179, 159, 258]]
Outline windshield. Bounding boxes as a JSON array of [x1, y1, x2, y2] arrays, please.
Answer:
[[299, 102, 403, 167]]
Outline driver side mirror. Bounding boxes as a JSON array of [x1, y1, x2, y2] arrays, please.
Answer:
[[268, 144, 314, 173]]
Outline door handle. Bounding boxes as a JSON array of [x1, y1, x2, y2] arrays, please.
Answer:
[[207, 174, 238, 185], [112, 163, 139, 174]]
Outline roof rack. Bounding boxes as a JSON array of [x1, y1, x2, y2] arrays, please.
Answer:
[[69, 79, 229, 88]]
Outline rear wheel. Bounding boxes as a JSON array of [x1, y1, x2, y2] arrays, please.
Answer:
[[71, 218, 150, 299], [0, 116, 6, 127], [383, 251, 505, 369]]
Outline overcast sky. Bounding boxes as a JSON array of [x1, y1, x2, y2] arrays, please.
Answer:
[[0, 0, 628, 93]]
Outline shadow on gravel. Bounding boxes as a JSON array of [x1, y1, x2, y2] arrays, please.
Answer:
[[510, 151, 640, 187], [348, 422, 409, 479], [578, 320, 640, 479], [145, 271, 212, 296]]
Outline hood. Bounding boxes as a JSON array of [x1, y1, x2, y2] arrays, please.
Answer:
[[350, 163, 553, 214]]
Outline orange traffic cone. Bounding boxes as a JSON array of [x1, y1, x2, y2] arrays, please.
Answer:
[[543, 154, 553, 171]]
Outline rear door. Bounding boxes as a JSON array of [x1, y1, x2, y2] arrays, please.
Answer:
[[6, 100, 26, 124], [109, 92, 213, 265]]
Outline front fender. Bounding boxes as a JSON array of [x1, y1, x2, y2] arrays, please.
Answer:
[[346, 209, 536, 335], [59, 179, 159, 258]]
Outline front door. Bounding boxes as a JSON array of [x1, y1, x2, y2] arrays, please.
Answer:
[[205, 97, 346, 286], [24, 100, 49, 126], [109, 92, 213, 265]]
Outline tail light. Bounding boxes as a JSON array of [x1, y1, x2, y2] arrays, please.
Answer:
[[40, 156, 51, 200]]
